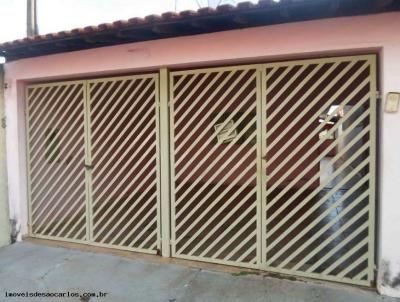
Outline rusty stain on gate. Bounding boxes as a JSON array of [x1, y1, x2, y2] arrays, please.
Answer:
[[25, 55, 377, 286]]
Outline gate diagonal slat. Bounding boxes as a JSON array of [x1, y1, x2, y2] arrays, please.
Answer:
[[27, 82, 87, 241], [29, 87, 73, 167], [92, 143, 156, 228], [275, 184, 370, 269], [305, 220, 369, 273], [174, 70, 250, 155], [175, 122, 256, 223], [214, 214, 257, 260], [31, 131, 85, 218], [30, 105, 84, 227], [264, 85, 370, 215], [91, 90, 156, 196], [28, 85, 63, 131], [188, 187, 257, 257], [89, 75, 160, 253], [109, 191, 158, 246], [266, 60, 366, 161], [286, 174, 370, 269], [265, 108, 371, 218], [56, 200, 86, 238], [91, 78, 152, 139], [175, 138, 257, 256], [31, 121, 85, 219], [176, 162, 256, 254], [29, 85, 75, 142], [263, 56, 376, 286], [30, 88, 85, 185], [175, 103, 256, 205], [170, 66, 260, 267], [175, 84, 257, 182], [34, 154, 86, 233], [27, 86, 43, 107], [91, 86, 155, 171], [202, 197, 256, 258], [30, 90, 84, 173], [266, 115, 370, 236], [93, 162, 156, 240]]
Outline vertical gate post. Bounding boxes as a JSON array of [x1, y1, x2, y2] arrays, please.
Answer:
[[159, 68, 171, 257], [83, 81, 94, 242]]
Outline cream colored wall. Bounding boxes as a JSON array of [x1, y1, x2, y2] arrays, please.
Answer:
[[3, 11, 400, 297], [0, 65, 10, 247]]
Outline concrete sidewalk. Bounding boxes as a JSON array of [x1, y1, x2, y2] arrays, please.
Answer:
[[0, 242, 398, 302]]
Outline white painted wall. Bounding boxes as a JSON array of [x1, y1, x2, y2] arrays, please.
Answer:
[[3, 12, 400, 297]]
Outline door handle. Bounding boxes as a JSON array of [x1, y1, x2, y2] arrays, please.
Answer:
[[84, 163, 93, 170]]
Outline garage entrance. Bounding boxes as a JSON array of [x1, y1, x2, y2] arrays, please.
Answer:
[[25, 54, 376, 287], [169, 55, 376, 286]]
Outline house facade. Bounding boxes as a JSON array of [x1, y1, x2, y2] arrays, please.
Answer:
[[1, 0, 400, 298]]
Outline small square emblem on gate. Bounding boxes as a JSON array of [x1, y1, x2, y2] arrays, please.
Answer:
[[214, 120, 237, 144]]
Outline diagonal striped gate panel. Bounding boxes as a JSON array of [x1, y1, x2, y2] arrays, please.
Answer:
[[170, 66, 261, 268], [26, 81, 87, 241], [25, 56, 377, 286], [262, 55, 376, 286], [88, 74, 160, 253]]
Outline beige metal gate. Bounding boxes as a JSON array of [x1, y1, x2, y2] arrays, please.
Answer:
[[26, 81, 87, 241], [87, 75, 160, 253], [170, 55, 376, 286], [262, 55, 376, 286], [169, 66, 262, 268], [26, 74, 161, 254], [26, 54, 376, 286]]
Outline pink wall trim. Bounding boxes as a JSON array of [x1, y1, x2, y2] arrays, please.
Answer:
[[3, 11, 400, 297]]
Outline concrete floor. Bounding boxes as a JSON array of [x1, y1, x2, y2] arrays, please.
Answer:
[[0, 242, 398, 302]]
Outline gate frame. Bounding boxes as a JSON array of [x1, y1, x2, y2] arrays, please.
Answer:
[[24, 54, 378, 287], [25, 74, 163, 255], [259, 54, 377, 287], [168, 64, 264, 270], [167, 54, 377, 286], [25, 80, 88, 244]]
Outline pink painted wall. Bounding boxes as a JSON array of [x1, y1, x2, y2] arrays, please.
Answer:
[[4, 11, 400, 297]]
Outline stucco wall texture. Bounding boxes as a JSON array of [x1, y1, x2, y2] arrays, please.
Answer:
[[3, 12, 400, 297], [0, 66, 10, 247]]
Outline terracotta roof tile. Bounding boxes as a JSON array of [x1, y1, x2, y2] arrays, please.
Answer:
[[1, 0, 398, 60]]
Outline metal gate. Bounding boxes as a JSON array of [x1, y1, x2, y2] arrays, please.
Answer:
[[26, 54, 376, 286], [87, 75, 160, 253], [170, 55, 376, 286], [26, 74, 161, 254], [262, 55, 376, 286], [169, 66, 262, 268], [26, 81, 87, 241]]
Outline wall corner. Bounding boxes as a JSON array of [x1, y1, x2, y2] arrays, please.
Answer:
[[0, 64, 11, 247]]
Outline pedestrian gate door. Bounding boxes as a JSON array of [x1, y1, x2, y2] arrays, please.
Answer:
[[26, 74, 161, 254], [26, 55, 376, 287]]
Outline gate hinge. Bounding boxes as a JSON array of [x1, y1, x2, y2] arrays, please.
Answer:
[[376, 91, 382, 100], [1, 117, 6, 129]]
